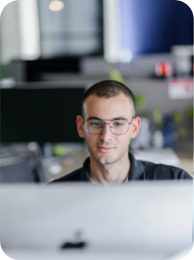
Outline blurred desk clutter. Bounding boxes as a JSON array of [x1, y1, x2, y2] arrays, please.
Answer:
[[1, 51, 193, 83], [0, 143, 48, 183], [133, 148, 180, 166], [45, 144, 193, 181], [1, 142, 193, 183], [42, 143, 88, 181]]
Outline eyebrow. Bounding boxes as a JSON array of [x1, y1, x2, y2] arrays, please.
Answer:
[[87, 116, 128, 121]]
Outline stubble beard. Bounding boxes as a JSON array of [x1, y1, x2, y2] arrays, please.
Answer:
[[89, 144, 128, 166], [96, 154, 117, 165], [86, 136, 131, 166]]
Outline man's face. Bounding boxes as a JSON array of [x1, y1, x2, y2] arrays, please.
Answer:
[[77, 94, 140, 166]]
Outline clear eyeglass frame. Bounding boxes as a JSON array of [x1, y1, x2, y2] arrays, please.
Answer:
[[83, 116, 135, 135]]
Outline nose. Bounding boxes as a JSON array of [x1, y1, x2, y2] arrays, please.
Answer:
[[100, 123, 113, 141]]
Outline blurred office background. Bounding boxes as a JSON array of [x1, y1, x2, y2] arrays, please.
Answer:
[[0, 0, 193, 182]]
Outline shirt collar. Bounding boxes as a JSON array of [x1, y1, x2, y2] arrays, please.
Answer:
[[80, 157, 92, 182], [128, 152, 145, 180]]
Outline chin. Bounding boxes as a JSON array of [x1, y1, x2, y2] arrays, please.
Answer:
[[97, 155, 117, 165]]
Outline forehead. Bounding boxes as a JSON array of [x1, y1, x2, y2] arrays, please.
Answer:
[[83, 94, 134, 119]]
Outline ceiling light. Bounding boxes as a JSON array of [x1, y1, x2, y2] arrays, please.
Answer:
[[49, 1, 64, 11]]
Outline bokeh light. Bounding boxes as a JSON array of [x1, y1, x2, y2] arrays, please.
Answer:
[[49, 1, 64, 11]]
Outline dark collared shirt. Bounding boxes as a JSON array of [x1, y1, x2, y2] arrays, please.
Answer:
[[50, 152, 192, 183]]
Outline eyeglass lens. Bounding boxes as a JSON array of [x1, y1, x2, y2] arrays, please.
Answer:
[[86, 119, 129, 135]]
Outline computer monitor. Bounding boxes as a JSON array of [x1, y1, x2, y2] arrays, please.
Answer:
[[1, 181, 193, 259], [1, 87, 85, 143]]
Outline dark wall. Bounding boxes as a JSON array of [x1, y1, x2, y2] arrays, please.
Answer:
[[119, 0, 193, 56]]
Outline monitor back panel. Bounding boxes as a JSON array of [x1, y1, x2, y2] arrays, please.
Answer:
[[1, 181, 193, 254]]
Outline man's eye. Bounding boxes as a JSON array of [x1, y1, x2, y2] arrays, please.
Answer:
[[113, 121, 123, 126], [90, 121, 101, 127]]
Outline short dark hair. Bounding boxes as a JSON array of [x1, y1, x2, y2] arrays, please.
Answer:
[[81, 80, 136, 116]]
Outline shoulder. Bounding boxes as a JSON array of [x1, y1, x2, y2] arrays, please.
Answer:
[[49, 168, 83, 183], [140, 160, 192, 180]]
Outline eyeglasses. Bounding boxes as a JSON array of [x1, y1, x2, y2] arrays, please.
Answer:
[[84, 117, 135, 135]]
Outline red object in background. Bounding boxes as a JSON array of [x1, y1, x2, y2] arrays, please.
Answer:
[[155, 61, 173, 77]]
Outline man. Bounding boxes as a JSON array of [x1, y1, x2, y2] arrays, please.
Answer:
[[51, 80, 192, 183]]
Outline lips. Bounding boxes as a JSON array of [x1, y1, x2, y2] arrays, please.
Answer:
[[97, 146, 114, 152]]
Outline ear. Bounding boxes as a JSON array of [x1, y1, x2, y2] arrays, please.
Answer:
[[131, 117, 141, 138], [76, 115, 85, 138]]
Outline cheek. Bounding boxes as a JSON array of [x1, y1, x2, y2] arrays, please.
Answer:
[[116, 134, 131, 147], [85, 135, 98, 147], [128, 127, 134, 139]]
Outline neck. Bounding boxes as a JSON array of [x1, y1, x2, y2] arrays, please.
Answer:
[[88, 152, 130, 183]]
